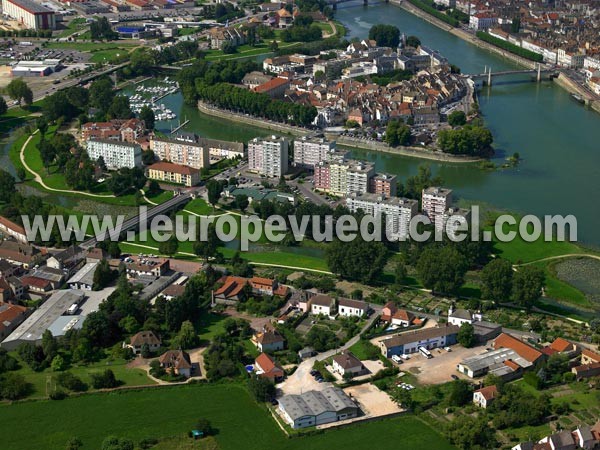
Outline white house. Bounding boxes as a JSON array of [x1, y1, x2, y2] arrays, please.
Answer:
[[337, 297, 369, 317], [310, 294, 334, 316], [332, 352, 368, 378], [448, 306, 481, 326], [473, 385, 498, 408]]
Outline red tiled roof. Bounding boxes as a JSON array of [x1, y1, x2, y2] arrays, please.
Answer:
[[549, 337, 572, 353], [0, 216, 26, 236], [148, 162, 199, 176], [255, 352, 284, 379], [493, 333, 543, 363], [253, 77, 289, 94], [214, 276, 247, 299], [20, 276, 51, 290], [582, 349, 600, 363], [474, 385, 498, 401], [0, 303, 28, 333]]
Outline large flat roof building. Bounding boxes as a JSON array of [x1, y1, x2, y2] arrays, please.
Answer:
[[2, 0, 56, 29], [86, 139, 142, 170], [278, 387, 359, 429], [1, 290, 85, 350]]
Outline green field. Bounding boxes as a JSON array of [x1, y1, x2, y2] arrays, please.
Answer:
[[10, 357, 155, 399], [0, 383, 456, 450]]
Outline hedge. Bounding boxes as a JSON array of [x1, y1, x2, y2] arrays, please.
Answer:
[[476, 31, 544, 62]]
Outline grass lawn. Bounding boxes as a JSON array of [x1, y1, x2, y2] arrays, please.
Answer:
[[197, 312, 228, 343], [532, 260, 590, 307], [45, 42, 139, 52], [486, 216, 585, 264], [10, 356, 156, 399], [184, 198, 219, 216], [89, 48, 129, 64], [347, 339, 379, 360], [0, 383, 455, 450]]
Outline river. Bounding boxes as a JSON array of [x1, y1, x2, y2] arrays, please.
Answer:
[[2, 3, 599, 247], [153, 2, 600, 248]]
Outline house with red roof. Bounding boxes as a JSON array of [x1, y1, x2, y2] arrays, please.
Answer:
[[381, 301, 421, 327], [547, 337, 579, 358], [255, 352, 284, 381], [253, 77, 290, 99], [581, 348, 600, 366], [473, 385, 498, 408]]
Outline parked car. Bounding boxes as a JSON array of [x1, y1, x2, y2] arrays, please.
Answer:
[[451, 375, 459, 380]]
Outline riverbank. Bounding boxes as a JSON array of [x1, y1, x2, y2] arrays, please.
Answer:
[[198, 101, 483, 163], [331, 135, 482, 163], [390, 0, 536, 70]]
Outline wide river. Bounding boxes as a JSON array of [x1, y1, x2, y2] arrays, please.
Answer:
[[154, 2, 600, 248], [3, 2, 598, 247]]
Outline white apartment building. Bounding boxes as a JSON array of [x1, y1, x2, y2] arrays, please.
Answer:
[[293, 136, 335, 169], [443, 207, 471, 237], [422, 186, 453, 231], [86, 139, 142, 170], [469, 13, 498, 30], [247, 136, 289, 177], [149, 138, 210, 170], [346, 192, 418, 240], [346, 161, 375, 195]]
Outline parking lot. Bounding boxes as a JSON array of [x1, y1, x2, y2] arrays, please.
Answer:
[[392, 344, 490, 385]]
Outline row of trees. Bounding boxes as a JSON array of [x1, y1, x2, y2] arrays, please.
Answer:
[[481, 258, 545, 309], [196, 81, 317, 127]]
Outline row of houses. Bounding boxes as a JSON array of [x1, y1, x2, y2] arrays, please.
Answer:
[[512, 420, 600, 450]]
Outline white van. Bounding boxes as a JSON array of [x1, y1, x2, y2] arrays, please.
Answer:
[[391, 355, 403, 364]]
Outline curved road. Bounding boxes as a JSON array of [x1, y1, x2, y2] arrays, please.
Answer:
[[20, 131, 116, 198]]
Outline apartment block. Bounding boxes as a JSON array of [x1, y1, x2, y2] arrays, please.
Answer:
[[422, 186, 453, 231], [86, 139, 142, 170], [293, 136, 336, 169], [346, 192, 418, 240], [247, 136, 289, 177], [149, 137, 210, 170], [443, 207, 471, 236], [314, 159, 374, 196], [369, 173, 397, 197], [346, 160, 375, 195]]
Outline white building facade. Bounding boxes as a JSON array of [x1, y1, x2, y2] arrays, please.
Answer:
[[248, 136, 289, 177], [86, 139, 142, 170]]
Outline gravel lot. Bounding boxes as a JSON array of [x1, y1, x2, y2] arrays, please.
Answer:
[[394, 344, 489, 385]]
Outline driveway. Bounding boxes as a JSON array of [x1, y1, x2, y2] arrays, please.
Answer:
[[278, 310, 380, 395]]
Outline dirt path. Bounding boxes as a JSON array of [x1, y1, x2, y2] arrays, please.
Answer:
[[516, 253, 600, 266], [20, 131, 116, 198]]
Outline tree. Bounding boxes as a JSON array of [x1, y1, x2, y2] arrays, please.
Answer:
[[457, 323, 475, 348], [158, 236, 179, 256], [0, 372, 30, 400], [405, 35, 421, 48], [445, 415, 496, 449], [385, 120, 411, 146], [65, 437, 83, 450], [448, 110, 467, 127], [142, 150, 156, 166], [325, 238, 388, 283], [107, 241, 121, 259], [107, 96, 133, 120], [90, 369, 120, 389], [15, 167, 26, 182], [89, 78, 115, 113], [368, 24, 400, 47], [447, 379, 472, 406], [416, 247, 468, 294], [139, 105, 155, 130], [394, 260, 408, 287], [101, 436, 134, 450], [90, 17, 118, 41], [206, 179, 223, 210], [42, 329, 58, 362], [0, 169, 16, 202], [93, 259, 116, 290], [512, 266, 545, 310], [0, 96, 7, 115], [194, 418, 214, 436], [175, 320, 199, 349], [233, 195, 249, 212], [437, 125, 493, 156], [56, 372, 87, 392], [51, 355, 66, 372], [481, 258, 513, 303], [248, 375, 276, 402], [6, 78, 33, 105]]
